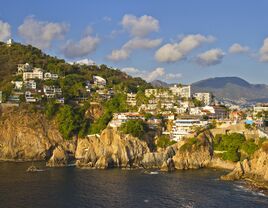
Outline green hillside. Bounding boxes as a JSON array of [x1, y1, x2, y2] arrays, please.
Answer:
[[0, 41, 151, 92]]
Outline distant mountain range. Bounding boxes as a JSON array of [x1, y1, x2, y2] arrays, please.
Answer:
[[151, 77, 268, 105]]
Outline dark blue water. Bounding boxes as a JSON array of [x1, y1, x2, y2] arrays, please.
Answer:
[[0, 162, 267, 208]]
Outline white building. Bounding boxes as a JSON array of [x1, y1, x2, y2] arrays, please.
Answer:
[[17, 63, 32, 74], [11, 81, 23, 90], [6, 38, 14, 46], [93, 76, 106, 86], [193, 92, 211, 106], [44, 72, 59, 80], [24, 80, 37, 90], [172, 118, 207, 141], [25, 91, 37, 103], [253, 103, 268, 117], [127, 93, 137, 106], [85, 81, 91, 92], [23, 68, 44, 81], [109, 112, 145, 128], [169, 85, 191, 98], [43, 86, 62, 98]]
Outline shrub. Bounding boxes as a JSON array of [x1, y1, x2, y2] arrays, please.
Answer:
[[241, 139, 258, 156], [222, 149, 240, 162], [156, 135, 176, 148], [120, 119, 148, 139], [179, 137, 203, 152], [262, 141, 268, 153]]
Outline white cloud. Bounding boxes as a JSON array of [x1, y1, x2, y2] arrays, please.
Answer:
[[0, 20, 11, 41], [121, 14, 159, 37], [259, 37, 268, 62], [18, 16, 68, 49], [62, 35, 100, 58], [122, 67, 181, 82], [196, 48, 225, 66], [107, 38, 162, 61], [74, 58, 96, 66], [229, 43, 249, 54], [155, 34, 215, 63]]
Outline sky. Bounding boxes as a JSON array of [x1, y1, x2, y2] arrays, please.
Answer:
[[0, 0, 268, 84]]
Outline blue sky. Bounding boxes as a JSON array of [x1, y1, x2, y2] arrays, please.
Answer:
[[0, 0, 268, 84]]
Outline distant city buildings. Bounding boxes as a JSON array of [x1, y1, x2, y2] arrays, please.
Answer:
[[193, 92, 212, 106]]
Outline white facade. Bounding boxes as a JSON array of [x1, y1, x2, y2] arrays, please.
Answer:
[[169, 85, 191, 98], [43, 86, 62, 98], [23, 68, 44, 81], [24, 80, 37, 90], [93, 76, 106, 86], [172, 119, 207, 141], [127, 93, 137, 106], [44, 72, 59, 80], [18, 63, 32, 73], [194, 92, 211, 106], [253, 104, 268, 116], [6, 38, 14, 46], [25, 91, 37, 103], [12, 81, 23, 90]]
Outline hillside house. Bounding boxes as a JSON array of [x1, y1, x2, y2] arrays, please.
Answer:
[[23, 68, 44, 81]]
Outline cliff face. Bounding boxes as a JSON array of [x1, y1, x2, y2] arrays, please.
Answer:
[[0, 107, 75, 162], [75, 127, 150, 169], [221, 146, 268, 183]]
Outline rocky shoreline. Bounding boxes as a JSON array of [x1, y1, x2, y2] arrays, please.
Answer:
[[0, 108, 268, 191]]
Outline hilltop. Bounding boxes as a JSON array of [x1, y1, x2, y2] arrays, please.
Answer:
[[0, 41, 151, 92], [192, 77, 268, 105]]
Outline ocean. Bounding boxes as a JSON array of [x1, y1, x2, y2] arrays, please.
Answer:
[[0, 162, 267, 208]]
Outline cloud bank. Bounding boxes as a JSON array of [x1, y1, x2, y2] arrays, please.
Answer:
[[155, 34, 215, 63], [18, 16, 68, 49]]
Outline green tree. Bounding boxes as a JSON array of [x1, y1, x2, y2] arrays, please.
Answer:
[[120, 119, 148, 138]]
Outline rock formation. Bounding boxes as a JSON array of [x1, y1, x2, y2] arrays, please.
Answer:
[[75, 127, 150, 169]]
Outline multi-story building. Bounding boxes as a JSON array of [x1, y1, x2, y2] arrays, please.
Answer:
[[17, 63, 32, 74], [43, 86, 62, 98], [11, 81, 24, 90], [127, 93, 137, 106], [172, 118, 207, 141], [253, 103, 268, 117], [25, 91, 37, 103], [24, 80, 37, 90], [193, 92, 211, 106], [23, 68, 44, 81], [169, 85, 191, 98]]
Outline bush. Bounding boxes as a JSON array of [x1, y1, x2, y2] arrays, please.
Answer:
[[241, 139, 258, 156], [262, 141, 268, 153], [179, 137, 203, 152], [222, 149, 240, 162], [120, 119, 148, 138], [156, 135, 176, 148]]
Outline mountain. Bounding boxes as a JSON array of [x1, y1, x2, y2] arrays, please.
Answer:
[[150, 80, 170, 87], [192, 77, 268, 105]]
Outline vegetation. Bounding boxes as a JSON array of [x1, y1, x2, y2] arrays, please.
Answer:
[[120, 119, 148, 138], [180, 137, 204, 152], [214, 133, 261, 162], [156, 135, 176, 148]]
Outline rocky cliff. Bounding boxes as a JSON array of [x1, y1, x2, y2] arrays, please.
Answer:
[[75, 127, 150, 169], [221, 143, 268, 186], [0, 106, 75, 163]]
